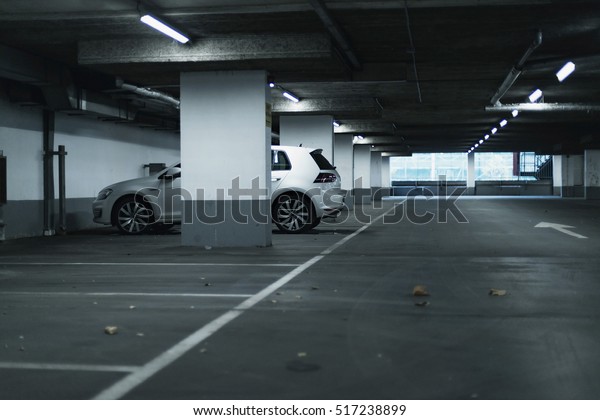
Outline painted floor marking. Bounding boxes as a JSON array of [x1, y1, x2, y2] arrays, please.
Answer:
[[0, 292, 254, 299], [92, 205, 398, 400], [0, 362, 138, 373], [0, 262, 298, 267]]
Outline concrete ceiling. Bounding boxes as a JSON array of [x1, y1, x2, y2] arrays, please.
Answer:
[[1, 0, 599, 154]]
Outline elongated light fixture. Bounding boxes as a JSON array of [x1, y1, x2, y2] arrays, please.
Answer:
[[282, 91, 300, 103], [140, 14, 189, 44], [556, 61, 575, 82], [499, 119, 508, 127], [333, 121, 340, 127], [529, 88, 543, 103]]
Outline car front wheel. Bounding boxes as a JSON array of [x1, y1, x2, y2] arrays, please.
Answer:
[[113, 196, 154, 234], [273, 193, 316, 233]]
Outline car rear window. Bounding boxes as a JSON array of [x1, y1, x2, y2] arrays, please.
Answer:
[[310, 150, 335, 170]]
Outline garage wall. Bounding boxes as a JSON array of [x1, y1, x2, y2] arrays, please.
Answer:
[[0, 95, 180, 239]]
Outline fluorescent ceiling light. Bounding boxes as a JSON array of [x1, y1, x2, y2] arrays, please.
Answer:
[[140, 14, 189, 44], [499, 119, 508, 127], [556, 61, 575, 82], [491, 127, 498, 134], [282, 91, 300, 103], [475, 143, 479, 148], [512, 109, 519, 117], [333, 121, 340, 127], [479, 139, 484, 144], [529, 89, 543, 103], [269, 82, 276, 88], [484, 134, 490, 140]]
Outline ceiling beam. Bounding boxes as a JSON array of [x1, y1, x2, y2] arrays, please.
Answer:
[[308, 0, 362, 71], [486, 103, 600, 112], [78, 34, 333, 65], [272, 97, 380, 116]]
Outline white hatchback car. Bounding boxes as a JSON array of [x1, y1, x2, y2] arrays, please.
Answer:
[[92, 146, 345, 234]]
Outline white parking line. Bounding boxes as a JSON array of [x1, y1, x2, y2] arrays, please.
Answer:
[[0, 362, 138, 373], [93, 206, 395, 399], [0, 262, 298, 267], [0, 292, 254, 298]]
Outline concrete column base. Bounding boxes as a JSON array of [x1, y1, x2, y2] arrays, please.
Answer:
[[352, 189, 372, 204], [585, 187, 600, 200], [182, 199, 271, 247]]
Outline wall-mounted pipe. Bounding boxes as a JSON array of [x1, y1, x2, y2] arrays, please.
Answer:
[[490, 30, 542, 106], [116, 77, 180, 110], [43, 110, 55, 236]]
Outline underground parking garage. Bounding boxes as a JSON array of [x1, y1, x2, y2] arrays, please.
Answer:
[[1, 0, 600, 411]]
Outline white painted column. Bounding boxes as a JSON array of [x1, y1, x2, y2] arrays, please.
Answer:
[[552, 155, 563, 196], [370, 151, 382, 200], [180, 70, 271, 247], [333, 134, 353, 192], [279, 115, 334, 162], [353, 144, 372, 204], [381, 156, 391, 194], [584, 150, 600, 199], [555, 154, 585, 197], [467, 152, 475, 195]]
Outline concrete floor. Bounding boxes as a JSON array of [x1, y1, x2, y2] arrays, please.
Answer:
[[1, 197, 600, 400]]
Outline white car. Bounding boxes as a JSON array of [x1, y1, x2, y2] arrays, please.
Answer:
[[92, 146, 345, 234]]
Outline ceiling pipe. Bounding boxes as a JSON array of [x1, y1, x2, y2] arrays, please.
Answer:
[[489, 30, 543, 106], [116, 77, 180, 110]]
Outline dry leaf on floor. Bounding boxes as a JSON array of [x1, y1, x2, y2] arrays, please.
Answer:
[[413, 285, 430, 296], [489, 288, 507, 296], [104, 326, 118, 335]]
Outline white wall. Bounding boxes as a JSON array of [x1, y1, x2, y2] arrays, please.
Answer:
[[0, 95, 179, 201], [54, 113, 179, 198], [280, 115, 334, 162], [0, 98, 44, 201]]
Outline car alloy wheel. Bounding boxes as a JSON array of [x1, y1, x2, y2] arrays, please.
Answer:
[[273, 193, 315, 233], [114, 197, 153, 234]]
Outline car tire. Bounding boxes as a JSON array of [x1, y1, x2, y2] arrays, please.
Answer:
[[113, 196, 154, 235], [272, 193, 316, 233]]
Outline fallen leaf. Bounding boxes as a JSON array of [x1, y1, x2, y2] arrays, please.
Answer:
[[129, 305, 136, 310], [415, 301, 430, 307], [489, 288, 507, 296], [104, 326, 118, 335], [413, 285, 430, 296]]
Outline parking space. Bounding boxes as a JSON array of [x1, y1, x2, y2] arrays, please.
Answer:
[[1, 199, 600, 399]]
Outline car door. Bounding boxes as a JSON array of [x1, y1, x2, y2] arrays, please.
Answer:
[[271, 149, 291, 194]]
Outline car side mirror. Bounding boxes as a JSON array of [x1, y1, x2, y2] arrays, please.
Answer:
[[159, 167, 181, 180]]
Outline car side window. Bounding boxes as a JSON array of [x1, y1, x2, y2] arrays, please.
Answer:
[[271, 150, 291, 171]]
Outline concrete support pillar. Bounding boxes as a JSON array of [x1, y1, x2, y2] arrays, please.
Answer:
[[370, 152, 382, 200], [554, 155, 584, 197], [553, 155, 563, 196], [280, 115, 334, 162], [180, 70, 271, 247], [353, 144, 371, 204], [466, 152, 475, 195], [381, 156, 391, 197], [333, 134, 353, 193], [584, 150, 600, 199]]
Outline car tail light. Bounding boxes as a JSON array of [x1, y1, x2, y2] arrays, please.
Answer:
[[314, 173, 337, 183]]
